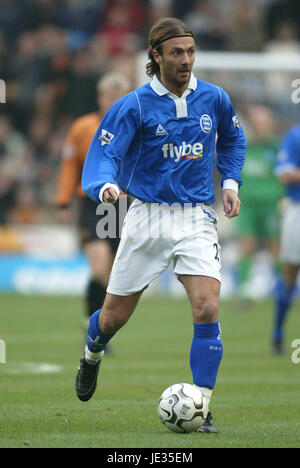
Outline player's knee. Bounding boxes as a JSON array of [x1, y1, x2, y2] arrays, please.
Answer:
[[192, 298, 218, 323]]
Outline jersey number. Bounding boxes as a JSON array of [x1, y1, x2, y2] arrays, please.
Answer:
[[214, 243, 220, 262]]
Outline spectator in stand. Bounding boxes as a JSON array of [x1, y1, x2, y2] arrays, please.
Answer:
[[184, 0, 227, 50], [264, 0, 300, 42], [264, 20, 300, 54], [0, 0, 30, 43], [149, 0, 173, 23], [0, 115, 30, 250], [172, 0, 195, 19], [8, 30, 48, 132], [10, 184, 41, 225], [58, 0, 103, 34], [0, 115, 28, 194], [263, 20, 300, 109], [98, 0, 148, 56], [58, 47, 99, 118], [227, 0, 264, 52]]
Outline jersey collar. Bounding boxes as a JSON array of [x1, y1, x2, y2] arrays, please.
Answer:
[[150, 73, 197, 97]]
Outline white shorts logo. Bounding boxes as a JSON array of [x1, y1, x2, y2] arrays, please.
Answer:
[[200, 114, 212, 133]]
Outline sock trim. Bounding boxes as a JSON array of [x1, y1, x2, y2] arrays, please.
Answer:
[[84, 346, 104, 364]]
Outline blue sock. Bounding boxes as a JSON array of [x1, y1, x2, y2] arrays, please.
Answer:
[[86, 309, 115, 352], [273, 277, 295, 341], [190, 321, 223, 389]]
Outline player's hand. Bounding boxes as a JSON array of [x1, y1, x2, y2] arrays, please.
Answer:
[[222, 189, 241, 219], [103, 187, 119, 204]]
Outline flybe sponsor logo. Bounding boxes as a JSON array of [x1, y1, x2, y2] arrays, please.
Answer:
[[162, 142, 203, 162]]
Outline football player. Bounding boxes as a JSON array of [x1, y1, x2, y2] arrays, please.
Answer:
[[76, 17, 246, 433]]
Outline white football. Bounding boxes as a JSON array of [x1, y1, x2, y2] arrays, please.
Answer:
[[158, 383, 208, 433]]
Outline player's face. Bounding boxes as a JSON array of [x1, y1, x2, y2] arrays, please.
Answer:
[[155, 36, 195, 95], [98, 86, 128, 114]]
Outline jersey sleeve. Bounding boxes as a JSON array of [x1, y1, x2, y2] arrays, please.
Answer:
[[55, 122, 82, 206], [275, 128, 300, 176], [82, 93, 141, 202], [215, 87, 247, 187]]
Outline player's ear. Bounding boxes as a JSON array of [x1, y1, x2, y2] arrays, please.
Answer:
[[152, 49, 161, 65]]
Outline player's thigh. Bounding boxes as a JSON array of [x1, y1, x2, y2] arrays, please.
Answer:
[[100, 290, 145, 333], [173, 209, 222, 285], [179, 275, 220, 324], [84, 240, 114, 281], [173, 209, 221, 323]]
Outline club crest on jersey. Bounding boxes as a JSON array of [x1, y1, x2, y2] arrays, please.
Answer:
[[99, 129, 115, 146], [200, 114, 212, 134]]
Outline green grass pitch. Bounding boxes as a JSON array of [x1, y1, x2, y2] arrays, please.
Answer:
[[0, 293, 300, 448]]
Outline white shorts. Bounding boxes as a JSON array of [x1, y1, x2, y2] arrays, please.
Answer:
[[280, 200, 300, 265], [107, 199, 221, 296]]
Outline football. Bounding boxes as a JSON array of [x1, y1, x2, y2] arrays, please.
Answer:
[[157, 383, 208, 433]]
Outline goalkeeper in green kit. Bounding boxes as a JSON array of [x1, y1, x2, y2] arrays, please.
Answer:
[[235, 105, 283, 299]]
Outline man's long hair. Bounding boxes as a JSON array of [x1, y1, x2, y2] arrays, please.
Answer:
[[146, 17, 195, 78]]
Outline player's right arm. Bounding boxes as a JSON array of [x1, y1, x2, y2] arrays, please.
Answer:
[[82, 93, 140, 204]]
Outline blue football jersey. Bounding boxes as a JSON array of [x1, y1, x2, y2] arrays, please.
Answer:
[[275, 124, 300, 201], [82, 74, 246, 206]]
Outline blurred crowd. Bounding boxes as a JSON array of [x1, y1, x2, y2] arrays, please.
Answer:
[[0, 0, 300, 251]]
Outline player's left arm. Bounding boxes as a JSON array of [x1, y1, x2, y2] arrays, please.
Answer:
[[275, 128, 300, 185], [216, 87, 247, 218]]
